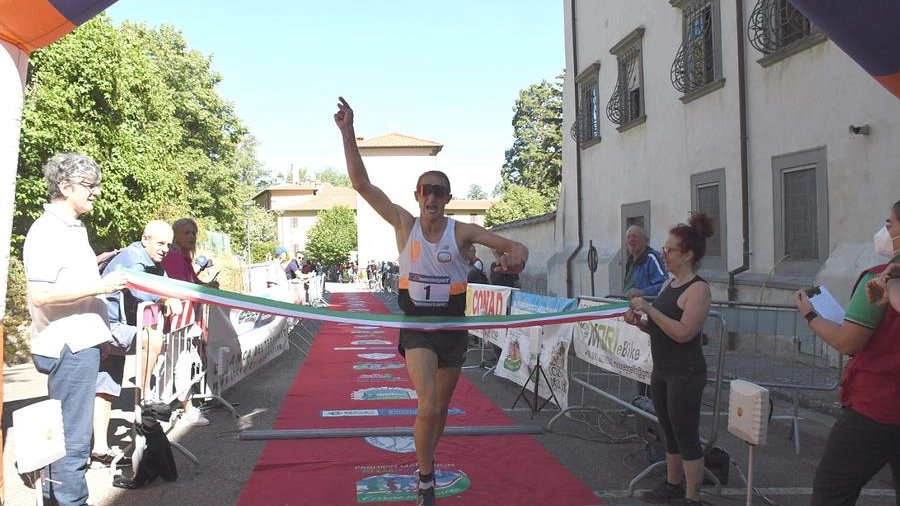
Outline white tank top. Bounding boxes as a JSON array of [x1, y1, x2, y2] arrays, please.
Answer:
[[398, 217, 469, 315]]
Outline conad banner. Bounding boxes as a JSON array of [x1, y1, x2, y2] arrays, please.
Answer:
[[573, 298, 653, 385], [495, 291, 577, 409], [465, 283, 513, 346], [205, 305, 290, 393]]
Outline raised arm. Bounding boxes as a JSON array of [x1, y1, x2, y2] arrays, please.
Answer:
[[334, 97, 410, 230]]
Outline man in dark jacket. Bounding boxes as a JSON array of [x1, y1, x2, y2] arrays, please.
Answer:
[[622, 225, 666, 406], [623, 225, 666, 299]]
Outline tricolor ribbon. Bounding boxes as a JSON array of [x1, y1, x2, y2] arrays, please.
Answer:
[[126, 270, 628, 331]]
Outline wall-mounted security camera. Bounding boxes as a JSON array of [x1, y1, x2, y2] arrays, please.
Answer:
[[849, 124, 870, 136]]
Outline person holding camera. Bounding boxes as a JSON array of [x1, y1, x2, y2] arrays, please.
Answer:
[[795, 200, 900, 506]]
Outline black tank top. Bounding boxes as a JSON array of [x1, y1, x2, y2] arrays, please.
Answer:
[[645, 275, 707, 376]]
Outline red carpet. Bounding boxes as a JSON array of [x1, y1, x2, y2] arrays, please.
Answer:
[[237, 292, 601, 506]]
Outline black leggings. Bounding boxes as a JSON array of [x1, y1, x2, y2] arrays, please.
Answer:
[[650, 371, 706, 461]]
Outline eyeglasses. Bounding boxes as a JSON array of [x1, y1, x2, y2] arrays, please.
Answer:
[[661, 246, 682, 256], [76, 180, 101, 192], [417, 183, 449, 198]]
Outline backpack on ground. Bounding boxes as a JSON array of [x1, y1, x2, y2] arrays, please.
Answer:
[[112, 414, 177, 489]]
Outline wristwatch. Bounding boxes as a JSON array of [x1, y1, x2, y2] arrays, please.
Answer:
[[804, 310, 818, 322]]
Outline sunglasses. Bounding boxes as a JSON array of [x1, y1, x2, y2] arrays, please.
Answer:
[[417, 183, 449, 198]]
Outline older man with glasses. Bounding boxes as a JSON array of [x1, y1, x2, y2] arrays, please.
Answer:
[[23, 152, 129, 506]]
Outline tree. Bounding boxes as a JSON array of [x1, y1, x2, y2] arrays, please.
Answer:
[[13, 15, 258, 256], [120, 21, 250, 239], [467, 184, 488, 200], [16, 15, 185, 253], [245, 206, 278, 263], [284, 166, 309, 184], [304, 206, 357, 267], [484, 185, 550, 227], [500, 73, 563, 205], [315, 167, 351, 187]]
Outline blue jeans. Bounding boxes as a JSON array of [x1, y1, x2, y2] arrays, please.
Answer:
[[33, 344, 100, 506], [811, 407, 900, 506]]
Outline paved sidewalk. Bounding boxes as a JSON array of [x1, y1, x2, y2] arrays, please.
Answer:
[[2, 284, 896, 506]]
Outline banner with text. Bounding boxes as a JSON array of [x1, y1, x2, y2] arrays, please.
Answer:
[[465, 283, 513, 346], [573, 298, 653, 385], [205, 305, 290, 393], [495, 292, 577, 409]]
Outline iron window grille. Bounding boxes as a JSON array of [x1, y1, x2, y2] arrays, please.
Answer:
[[671, 0, 717, 94], [606, 44, 643, 126], [572, 76, 600, 144], [748, 0, 815, 54]]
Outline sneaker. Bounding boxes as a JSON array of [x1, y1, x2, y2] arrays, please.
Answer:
[[416, 484, 435, 506], [179, 408, 210, 427], [682, 498, 703, 506], [642, 481, 685, 504], [89, 449, 132, 469]]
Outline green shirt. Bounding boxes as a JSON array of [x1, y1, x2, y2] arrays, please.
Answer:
[[843, 254, 900, 328]]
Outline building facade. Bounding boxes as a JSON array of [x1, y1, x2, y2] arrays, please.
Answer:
[[548, 0, 900, 305], [253, 182, 357, 255]]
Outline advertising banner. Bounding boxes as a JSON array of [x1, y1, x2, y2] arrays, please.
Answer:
[[573, 298, 652, 385], [465, 283, 513, 346], [206, 305, 290, 393], [495, 292, 577, 409]]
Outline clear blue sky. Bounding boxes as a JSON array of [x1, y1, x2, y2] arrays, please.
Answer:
[[105, 0, 564, 195]]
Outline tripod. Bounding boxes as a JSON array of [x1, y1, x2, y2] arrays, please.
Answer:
[[511, 352, 560, 417]]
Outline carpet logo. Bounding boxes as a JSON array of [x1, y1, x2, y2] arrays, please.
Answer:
[[358, 373, 403, 382], [364, 436, 415, 453], [356, 468, 470, 503], [321, 408, 463, 417], [351, 387, 417, 400], [333, 346, 395, 351], [351, 339, 392, 345], [352, 329, 386, 335], [353, 362, 405, 370], [358, 353, 395, 360]]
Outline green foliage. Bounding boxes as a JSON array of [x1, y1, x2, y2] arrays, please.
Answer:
[[501, 73, 563, 206], [4, 257, 31, 365], [13, 15, 262, 256], [284, 166, 309, 184], [467, 184, 488, 200], [484, 185, 550, 227], [305, 206, 358, 267], [315, 167, 351, 187], [236, 205, 279, 264]]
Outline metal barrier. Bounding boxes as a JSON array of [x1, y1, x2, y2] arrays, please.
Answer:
[[548, 307, 728, 496], [708, 300, 844, 453], [385, 273, 399, 295], [128, 302, 201, 470]]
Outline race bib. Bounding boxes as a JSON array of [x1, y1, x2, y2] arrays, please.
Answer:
[[407, 272, 451, 306]]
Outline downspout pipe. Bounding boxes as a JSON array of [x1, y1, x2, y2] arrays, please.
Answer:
[[727, 0, 750, 301], [565, 0, 584, 298]]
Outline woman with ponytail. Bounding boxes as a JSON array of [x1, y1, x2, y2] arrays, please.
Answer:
[[624, 212, 715, 506]]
